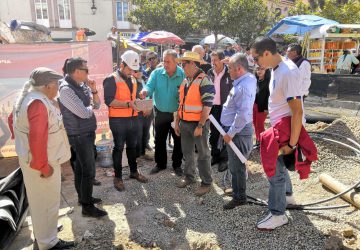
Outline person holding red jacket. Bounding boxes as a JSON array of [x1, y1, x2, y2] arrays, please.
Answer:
[[251, 37, 317, 231]]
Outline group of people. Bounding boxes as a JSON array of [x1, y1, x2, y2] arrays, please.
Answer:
[[12, 36, 318, 250]]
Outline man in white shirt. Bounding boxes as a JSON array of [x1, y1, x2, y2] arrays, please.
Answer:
[[251, 37, 304, 231], [107, 26, 119, 63], [286, 43, 311, 99]]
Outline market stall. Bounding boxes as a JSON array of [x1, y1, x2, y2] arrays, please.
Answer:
[[307, 24, 360, 73]]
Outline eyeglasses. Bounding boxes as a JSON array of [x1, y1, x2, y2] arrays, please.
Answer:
[[181, 61, 190, 68], [147, 57, 156, 61], [253, 55, 261, 62], [78, 68, 89, 74]]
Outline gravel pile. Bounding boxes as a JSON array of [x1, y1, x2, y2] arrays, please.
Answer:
[[12, 116, 360, 250]]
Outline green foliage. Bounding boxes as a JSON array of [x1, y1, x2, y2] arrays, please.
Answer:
[[223, 0, 276, 46], [128, 0, 195, 38], [289, 0, 360, 24], [129, 0, 282, 46]]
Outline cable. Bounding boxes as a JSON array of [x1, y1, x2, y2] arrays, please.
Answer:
[[311, 135, 360, 155], [309, 131, 360, 150]]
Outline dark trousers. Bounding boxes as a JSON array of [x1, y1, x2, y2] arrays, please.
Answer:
[[209, 105, 228, 162], [68, 131, 96, 205], [154, 107, 182, 169], [136, 111, 154, 157], [110, 117, 139, 178]]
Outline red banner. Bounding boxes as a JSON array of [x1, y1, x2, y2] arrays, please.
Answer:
[[0, 41, 113, 157]]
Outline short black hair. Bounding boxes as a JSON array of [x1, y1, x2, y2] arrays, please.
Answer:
[[251, 37, 277, 55], [66, 57, 87, 74], [210, 50, 225, 60], [246, 47, 250, 51], [288, 43, 302, 55]]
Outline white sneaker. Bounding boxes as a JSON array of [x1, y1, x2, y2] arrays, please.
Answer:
[[286, 195, 297, 206], [257, 213, 288, 231]]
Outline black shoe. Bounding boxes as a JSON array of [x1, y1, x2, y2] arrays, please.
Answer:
[[49, 239, 75, 249], [211, 157, 220, 166], [253, 142, 260, 149], [218, 161, 228, 172], [93, 179, 101, 186], [223, 199, 248, 210], [78, 197, 102, 205], [173, 167, 183, 177], [149, 165, 166, 175], [82, 205, 108, 217]]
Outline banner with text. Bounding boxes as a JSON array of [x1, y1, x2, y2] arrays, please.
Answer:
[[0, 41, 113, 157]]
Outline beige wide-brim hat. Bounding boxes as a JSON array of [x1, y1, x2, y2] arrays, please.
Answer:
[[176, 51, 207, 65]]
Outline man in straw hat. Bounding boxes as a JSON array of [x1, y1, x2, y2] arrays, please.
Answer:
[[174, 51, 215, 196], [13, 67, 75, 249]]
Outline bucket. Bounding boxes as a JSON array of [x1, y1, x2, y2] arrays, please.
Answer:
[[96, 133, 113, 168]]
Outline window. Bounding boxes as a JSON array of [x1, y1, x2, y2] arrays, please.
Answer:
[[116, 1, 129, 22], [57, 0, 72, 28], [34, 0, 49, 27]]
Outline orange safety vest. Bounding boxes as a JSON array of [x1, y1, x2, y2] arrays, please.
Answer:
[[178, 72, 205, 122], [108, 72, 138, 118]]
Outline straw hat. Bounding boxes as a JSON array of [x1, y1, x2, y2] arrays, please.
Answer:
[[176, 51, 207, 64]]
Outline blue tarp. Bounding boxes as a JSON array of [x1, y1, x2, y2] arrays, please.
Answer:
[[267, 15, 339, 36], [130, 32, 156, 46]]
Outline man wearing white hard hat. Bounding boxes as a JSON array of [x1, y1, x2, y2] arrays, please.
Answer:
[[103, 50, 148, 192]]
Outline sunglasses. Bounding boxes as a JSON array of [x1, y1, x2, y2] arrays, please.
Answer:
[[78, 68, 89, 74], [148, 57, 156, 61], [181, 61, 190, 68]]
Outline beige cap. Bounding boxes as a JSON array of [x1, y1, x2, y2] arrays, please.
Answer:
[[30, 67, 63, 86]]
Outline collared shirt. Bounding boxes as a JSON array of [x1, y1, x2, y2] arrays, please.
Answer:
[[220, 73, 257, 137], [299, 60, 311, 96], [144, 65, 185, 113], [213, 66, 225, 105], [58, 75, 100, 119]]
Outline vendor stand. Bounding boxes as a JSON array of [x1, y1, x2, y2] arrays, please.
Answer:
[[268, 16, 360, 100], [307, 24, 360, 73]]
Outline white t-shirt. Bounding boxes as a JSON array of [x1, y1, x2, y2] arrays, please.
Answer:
[[107, 32, 118, 48], [268, 58, 305, 125], [299, 60, 311, 96]]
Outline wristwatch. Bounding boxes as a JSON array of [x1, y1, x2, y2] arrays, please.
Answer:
[[197, 123, 204, 129], [287, 142, 297, 150], [126, 102, 130, 108]]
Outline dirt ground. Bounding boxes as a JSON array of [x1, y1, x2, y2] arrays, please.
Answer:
[[3, 102, 360, 250]]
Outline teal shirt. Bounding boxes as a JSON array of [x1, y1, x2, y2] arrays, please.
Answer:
[[144, 66, 185, 113]]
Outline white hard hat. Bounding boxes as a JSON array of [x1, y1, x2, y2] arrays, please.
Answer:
[[121, 50, 140, 70]]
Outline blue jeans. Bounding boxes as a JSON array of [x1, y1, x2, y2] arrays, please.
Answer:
[[268, 156, 293, 215], [109, 117, 139, 178], [68, 131, 96, 204], [227, 133, 253, 201]]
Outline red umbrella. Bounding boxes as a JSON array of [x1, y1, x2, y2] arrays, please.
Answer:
[[140, 30, 185, 45]]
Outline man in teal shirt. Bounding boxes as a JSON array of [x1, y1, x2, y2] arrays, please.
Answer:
[[140, 49, 184, 176]]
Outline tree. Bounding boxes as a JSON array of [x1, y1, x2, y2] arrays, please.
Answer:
[[128, 0, 195, 38], [223, 0, 276, 46], [289, 0, 360, 24]]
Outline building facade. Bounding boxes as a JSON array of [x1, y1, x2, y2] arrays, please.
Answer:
[[0, 0, 139, 41]]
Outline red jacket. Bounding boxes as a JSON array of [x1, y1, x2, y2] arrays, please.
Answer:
[[260, 116, 318, 179]]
